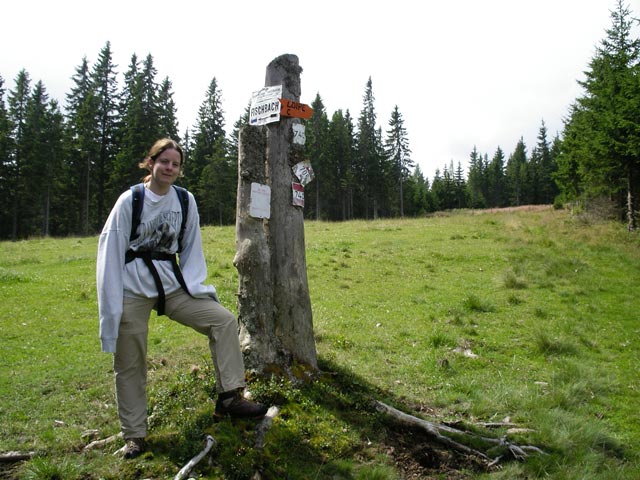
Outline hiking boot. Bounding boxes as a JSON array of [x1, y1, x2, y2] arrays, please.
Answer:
[[215, 389, 268, 419], [123, 437, 145, 459]]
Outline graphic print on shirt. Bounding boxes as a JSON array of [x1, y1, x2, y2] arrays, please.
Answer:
[[134, 211, 181, 254]]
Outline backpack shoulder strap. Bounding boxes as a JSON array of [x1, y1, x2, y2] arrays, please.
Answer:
[[129, 183, 145, 242], [172, 185, 189, 252]]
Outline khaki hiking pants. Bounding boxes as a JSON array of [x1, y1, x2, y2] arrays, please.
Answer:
[[113, 290, 246, 439]]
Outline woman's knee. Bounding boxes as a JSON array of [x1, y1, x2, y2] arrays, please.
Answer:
[[215, 307, 238, 330]]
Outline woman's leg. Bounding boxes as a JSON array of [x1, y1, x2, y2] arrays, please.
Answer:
[[164, 291, 246, 393], [114, 296, 154, 439]]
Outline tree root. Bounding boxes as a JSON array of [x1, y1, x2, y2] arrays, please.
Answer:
[[373, 400, 547, 467]]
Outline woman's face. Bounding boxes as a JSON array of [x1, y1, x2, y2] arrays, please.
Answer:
[[150, 148, 181, 192]]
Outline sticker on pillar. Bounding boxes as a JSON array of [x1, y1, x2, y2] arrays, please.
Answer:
[[292, 124, 306, 145], [249, 85, 282, 126], [292, 160, 315, 187], [249, 182, 271, 219], [292, 182, 305, 207]]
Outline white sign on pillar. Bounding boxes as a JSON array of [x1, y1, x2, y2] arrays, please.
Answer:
[[292, 124, 306, 145], [249, 85, 282, 126], [249, 182, 271, 219]]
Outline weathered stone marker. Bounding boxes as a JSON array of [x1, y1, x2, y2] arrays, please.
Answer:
[[234, 54, 318, 374]]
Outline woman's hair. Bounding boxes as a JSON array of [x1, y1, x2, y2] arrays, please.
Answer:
[[138, 138, 184, 182]]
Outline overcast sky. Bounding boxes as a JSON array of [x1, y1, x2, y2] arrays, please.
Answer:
[[2, 0, 629, 179]]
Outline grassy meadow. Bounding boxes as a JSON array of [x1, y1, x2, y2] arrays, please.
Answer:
[[1, 207, 639, 479]]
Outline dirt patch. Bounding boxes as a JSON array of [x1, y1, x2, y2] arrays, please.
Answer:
[[384, 424, 489, 479], [0, 462, 21, 480], [480, 204, 552, 214]]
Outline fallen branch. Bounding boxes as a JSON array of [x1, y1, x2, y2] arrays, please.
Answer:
[[83, 432, 122, 452], [0, 451, 36, 463], [255, 406, 280, 449], [174, 435, 216, 480], [374, 400, 492, 462], [373, 400, 546, 466], [248, 406, 281, 480]]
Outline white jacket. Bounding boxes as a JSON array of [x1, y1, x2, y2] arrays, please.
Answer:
[[96, 186, 218, 353]]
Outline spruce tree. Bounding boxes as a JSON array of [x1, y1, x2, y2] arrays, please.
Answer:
[[355, 77, 385, 218], [304, 93, 330, 220], [506, 138, 528, 206], [187, 77, 226, 189], [454, 160, 467, 209], [433, 163, 457, 210], [228, 101, 250, 166], [112, 53, 166, 203], [466, 146, 486, 208], [198, 137, 234, 225], [487, 146, 507, 207], [156, 76, 180, 142], [556, 106, 585, 207], [343, 110, 357, 219], [140, 54, 160, 138], [11, 81, 63, 236], [323, 108, 356, 220], [0, 75, 15, 239], [7, 70, 31, 239], [21, 81, 49, 235], [91, 42, 119, 226], [112, 54, 140, 192], [532, 120, 558, 204], [190, 77, 234, 225], [430, 168, 444, 212], [384, 105, 413, 217], [406, 165, 430, 215], [65, 56, 99, 234], [41, 98, 65, 236]]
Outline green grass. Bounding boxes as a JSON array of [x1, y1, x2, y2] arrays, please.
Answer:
[[1, 208, 639, 479]]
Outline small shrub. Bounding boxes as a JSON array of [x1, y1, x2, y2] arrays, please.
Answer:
[[429, 331, 454, 348], [503, 269, 527, 289], [462, 294, 494, 312], [507, 294, 523, 305], [533, 307, 548, 319], [553, 197, 564, 210], [534, 330, 578, 356]]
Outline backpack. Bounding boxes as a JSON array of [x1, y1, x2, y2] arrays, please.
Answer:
[[129, 183, 189, 252]]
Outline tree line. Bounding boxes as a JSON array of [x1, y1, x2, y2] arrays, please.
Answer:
[[0, 0, 637, 240]]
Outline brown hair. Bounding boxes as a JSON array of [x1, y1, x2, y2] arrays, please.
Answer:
[[138, 138, 185, 183]]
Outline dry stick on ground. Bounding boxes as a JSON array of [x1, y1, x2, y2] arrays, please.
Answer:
[[255, 406, 280, 449], [83, 432, 123, 452], [174, 435, 216, 480], [373, 400, 547, 466], [0, 451, 36, 463], [250, 406, 281, 480]]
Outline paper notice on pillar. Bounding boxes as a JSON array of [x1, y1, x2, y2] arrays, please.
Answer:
[[292, 160, 315, 187], [249, 85, 282, 126], [292, 124, 306, 145], [292, 182, 305, 207], [249, 182, 271, 218]]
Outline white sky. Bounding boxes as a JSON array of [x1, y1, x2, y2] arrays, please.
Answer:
[[1, 0, 628, 180]]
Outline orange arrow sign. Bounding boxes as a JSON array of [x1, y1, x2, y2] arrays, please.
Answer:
[[279, 99, 313, 119]]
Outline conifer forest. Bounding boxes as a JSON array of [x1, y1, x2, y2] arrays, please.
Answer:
[[0, 1, 638, 240]]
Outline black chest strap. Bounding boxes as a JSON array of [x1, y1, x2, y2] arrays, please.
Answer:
[[125, 251, 191, 316]]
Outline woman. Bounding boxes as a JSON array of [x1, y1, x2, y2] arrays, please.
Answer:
[[97, 138, 267, 459]]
